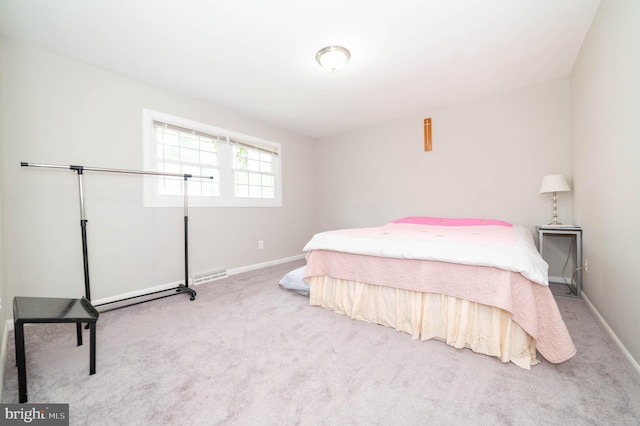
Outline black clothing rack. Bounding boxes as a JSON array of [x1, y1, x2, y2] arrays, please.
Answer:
[[21, 162, 214, 312]]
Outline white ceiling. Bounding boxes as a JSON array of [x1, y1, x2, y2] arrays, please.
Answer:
[[0, 0, 600, 139]]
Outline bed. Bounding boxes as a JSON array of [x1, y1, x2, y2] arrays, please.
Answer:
[[301, 217, 576, 369]]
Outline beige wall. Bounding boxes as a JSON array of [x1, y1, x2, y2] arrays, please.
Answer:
[[0, 38, 6, 337], [0, 38, 317, 310], [571, 0, 640, 366], [314, 77, 573, 234]]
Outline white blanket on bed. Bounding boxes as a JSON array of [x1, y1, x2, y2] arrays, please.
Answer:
[[303, 223, 549, 286]]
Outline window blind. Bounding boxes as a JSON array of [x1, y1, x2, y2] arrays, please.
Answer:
[[153, 120, 279, 156]]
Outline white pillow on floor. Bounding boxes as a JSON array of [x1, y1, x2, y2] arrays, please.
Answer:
[[278, 266, 309, 296]]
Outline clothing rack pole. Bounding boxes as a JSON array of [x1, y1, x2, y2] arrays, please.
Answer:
[[20, 162, 213, 311], [180, 175, 192, 302], [76, 167, 92, 301]]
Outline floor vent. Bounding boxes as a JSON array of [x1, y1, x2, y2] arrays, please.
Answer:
[[192, 269, 227, 285]]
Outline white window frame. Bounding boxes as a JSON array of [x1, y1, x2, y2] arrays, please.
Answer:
[[143, 109, 282, 208]]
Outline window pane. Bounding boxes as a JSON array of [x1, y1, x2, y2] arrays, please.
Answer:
[[249, 186, 262, 197], [234, 147, 248, 169], [163, 130, 179, 146], [180, 134, 198, 149], [235, 184, 249, 197], [183, 164, 200, 176], [160, 177, 182, 195], [201, 151, 217, 166], [199, 138, 216, 152], [259, 152, 272, 162], [163, 163, 181, 174], [187, 180, 202, 196], [236, 171, 249, 184], [260, 161, 272, 173], [201, 168, 218, 180], [181, 148, 200, 163], [249, 173, 261, 186], [164, 145, 180, 161], [201, 181, 218, 196], [248, 159, 260, 171]]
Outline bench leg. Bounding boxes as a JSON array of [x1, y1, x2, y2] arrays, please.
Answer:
[[15, 322, 28, 403], [76, 322, 83, 346], [89, 322, 96, 375]]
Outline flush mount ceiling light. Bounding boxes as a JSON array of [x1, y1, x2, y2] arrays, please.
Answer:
[[316, 46, 351, 72]]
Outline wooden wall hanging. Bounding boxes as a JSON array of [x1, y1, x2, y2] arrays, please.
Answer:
[[424, 117, 432, 151]]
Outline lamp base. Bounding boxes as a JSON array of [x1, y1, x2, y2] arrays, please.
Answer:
[[548, 192, 563, 226]]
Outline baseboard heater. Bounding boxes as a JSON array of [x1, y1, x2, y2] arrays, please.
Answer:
[[192, 269, 228, 285]]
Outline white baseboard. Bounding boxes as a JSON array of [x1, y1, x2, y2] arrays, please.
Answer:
[[549, 275, 572, 285], [227, 253, 305, 276], [583, 292, 640, 379]]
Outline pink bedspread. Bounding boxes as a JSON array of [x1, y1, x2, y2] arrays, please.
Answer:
[[305, 250, 576, 364]]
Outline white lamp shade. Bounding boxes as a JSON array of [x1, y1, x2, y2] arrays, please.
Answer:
[[316, 46, 350, 72], [539, 174, 571, 193]]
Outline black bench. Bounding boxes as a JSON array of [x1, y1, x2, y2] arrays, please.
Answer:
[[13, 296, 99, 403]]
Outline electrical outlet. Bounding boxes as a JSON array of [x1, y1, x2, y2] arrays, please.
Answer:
[[584, 258, 588, 275], [258, 240, 264, 249]]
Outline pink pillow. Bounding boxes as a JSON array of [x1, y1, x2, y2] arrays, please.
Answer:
[[392, 216, 512, 227]]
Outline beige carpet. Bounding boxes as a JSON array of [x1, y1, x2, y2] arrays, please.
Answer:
[[3, 259, 640, 425]]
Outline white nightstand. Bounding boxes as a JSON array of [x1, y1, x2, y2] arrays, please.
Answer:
[[536, 225, 583, 298]]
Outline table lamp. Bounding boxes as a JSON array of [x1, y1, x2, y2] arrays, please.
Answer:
[[539, 174, 571, 225]]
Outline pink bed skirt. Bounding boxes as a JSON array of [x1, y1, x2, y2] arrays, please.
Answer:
[[305, 250, 576, 365], [309, 275, 539, 369]]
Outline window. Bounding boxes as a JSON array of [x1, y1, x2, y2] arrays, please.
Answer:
[[143, 109, 281, 207], [153, 121, 220, 198], [233, 145, 276, 199]]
